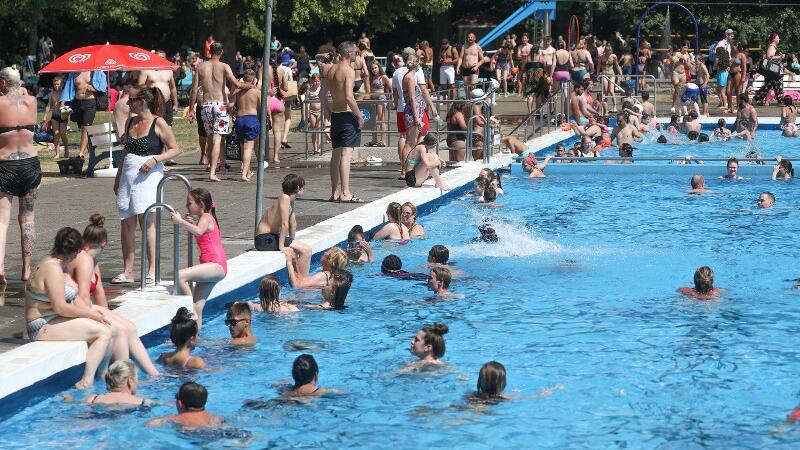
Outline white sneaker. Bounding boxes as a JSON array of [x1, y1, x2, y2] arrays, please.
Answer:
[[263, 161, 269, 169]]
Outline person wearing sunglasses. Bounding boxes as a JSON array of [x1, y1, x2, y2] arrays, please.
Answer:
[[226, 302, 256, 345]]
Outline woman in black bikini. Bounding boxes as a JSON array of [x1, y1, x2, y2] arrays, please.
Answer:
[[446, 101, 468, 162], [84, 360, 151, 406]]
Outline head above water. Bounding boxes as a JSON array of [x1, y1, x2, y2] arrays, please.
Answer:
[[759, 191, 775, 208], [177, 381, 208, 410], [428, 245, 449, 264], [414, 323, 449, 359], [477, 361, 507, 398], [169, 307, 198, 348], [381, 254, 402, 273], [693, 266, 716, 294], [292, 354, 319, 387], [259, 275, 282, 312], [104, 360, 137, 392], [691, 174, 705, 189]]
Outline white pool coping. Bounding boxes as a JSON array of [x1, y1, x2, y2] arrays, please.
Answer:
[[0, 150, 517, 403]]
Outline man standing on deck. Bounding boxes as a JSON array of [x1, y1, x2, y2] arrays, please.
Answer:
[[439, 39, 459, 100], [230, 69, 261, 182], [539, 36, 556, 80], [60, 70, 107, 158], [326, 41, 364, 203], [458, 33, 484, 95], [189, 42, 253, 182], [137, 51, 179, 127]]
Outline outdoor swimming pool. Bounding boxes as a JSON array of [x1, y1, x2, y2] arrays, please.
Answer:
[[2, 167, 800, 449]]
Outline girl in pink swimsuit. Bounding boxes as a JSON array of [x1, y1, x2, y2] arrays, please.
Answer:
[[171, 188, 227, 330]]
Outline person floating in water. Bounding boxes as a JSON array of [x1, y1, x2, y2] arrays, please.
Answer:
[[677, 266, 722, 300], [473, 223, 498, 242], [147, 382, 222, 428], [380, 254, 426, 280], [469, 361, 509, 403], [226, 302, 256, 345]]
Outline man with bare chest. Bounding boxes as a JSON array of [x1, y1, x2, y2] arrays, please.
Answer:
[[458, 33, 484, 94], [60, 70, 106, 157], [230, 69, 261, 182], [137, 51, 178, 126], [189, 42, 252, 182]]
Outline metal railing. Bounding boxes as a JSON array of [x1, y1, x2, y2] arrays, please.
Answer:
[[154, 174, 193, 285], [141, 203, 181, 294], [547, 156, 773, 163], [506, 84, 569, 144]]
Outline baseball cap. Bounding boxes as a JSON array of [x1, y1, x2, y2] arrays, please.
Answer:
[[725, 29, 735, 35]]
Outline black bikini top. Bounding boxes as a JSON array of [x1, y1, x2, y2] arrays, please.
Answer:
[[0, 124, 35, 134]]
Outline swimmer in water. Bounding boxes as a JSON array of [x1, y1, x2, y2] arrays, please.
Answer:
[[226, 302, 256, 345], [772, 155, 794, 181], [147, 382, 222, 428], [157, 307, 206, 370], [379, 254, 425, 280], [687, 175, 712, 194], [427, 266, 452, 297], [345, 225, 374, 264], [250, 275, 299, 313], [527, 155, 553, 178], [677, 266, 722, 300], [83, 360, 151, 407], [758, 191, 775, 208], [372, 202, 410, 240], [780, 95, 798, 137], [468, 361, 509, 403], [712, 118, 732, 141], [286, 354, 337, 396], [479, 168, 504, 194], [720, 157, 742, 180], [403, 323, 448, 371]]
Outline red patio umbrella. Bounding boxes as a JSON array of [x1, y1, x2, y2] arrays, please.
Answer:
[[38, 43, 178, 73]]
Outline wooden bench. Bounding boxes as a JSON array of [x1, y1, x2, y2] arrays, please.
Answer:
[[751, 74, 800, 94], [85, 123, 123, 177]]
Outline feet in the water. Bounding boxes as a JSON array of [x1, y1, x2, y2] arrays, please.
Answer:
[[75, 379, 92, 390]]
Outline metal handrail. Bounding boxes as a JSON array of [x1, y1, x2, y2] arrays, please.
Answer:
[[155, 174, 192, 284], [506, 85, 565, 139], [141, 203, 181, 294]]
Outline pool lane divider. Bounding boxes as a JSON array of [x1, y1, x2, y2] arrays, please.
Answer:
[[0, 145, 535, 416]]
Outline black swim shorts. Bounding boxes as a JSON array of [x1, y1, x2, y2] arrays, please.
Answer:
[[330, 112, 361, 149], [163, 99, 174, 126], [70, 98, 96, 128], [0, 157, 42, 197], [254, 233, 294, 251], [461, 66, 477, 76], [195, 105, 207, 137]]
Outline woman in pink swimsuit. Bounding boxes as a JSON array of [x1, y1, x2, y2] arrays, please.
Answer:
[[171, 188, 227, 330]]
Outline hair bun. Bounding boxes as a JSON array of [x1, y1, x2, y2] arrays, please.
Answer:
[[430, 323, 449, 335], [89, 213, 105, 228], [172, 306, 193, 324]]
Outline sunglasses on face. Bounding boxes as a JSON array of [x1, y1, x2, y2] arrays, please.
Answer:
[[225, 318, 249, 326]]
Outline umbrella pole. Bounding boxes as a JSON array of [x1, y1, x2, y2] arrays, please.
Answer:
[[107, 70, 115, 170]]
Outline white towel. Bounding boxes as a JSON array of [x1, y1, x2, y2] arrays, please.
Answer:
[[116, 153, 163, 220]]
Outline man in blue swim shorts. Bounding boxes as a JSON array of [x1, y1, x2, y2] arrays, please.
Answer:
[[231, 69, 261, 181], [714, 29, 735, 110]]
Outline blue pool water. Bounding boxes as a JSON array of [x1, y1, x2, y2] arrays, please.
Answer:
[[3, 174, 800, 448]]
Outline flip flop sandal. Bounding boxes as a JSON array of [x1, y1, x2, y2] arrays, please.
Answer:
[[145, 274, 156, 286], [340, 195, 365, 203], [111, 273, 134, 284]]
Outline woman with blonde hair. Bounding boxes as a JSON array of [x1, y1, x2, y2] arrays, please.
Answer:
[[250, 275, 298, 313], [283, 247, 353, 309], [400, 202, 425, 238], [372, 202, 409, 240], [84, 360, 150, 406]]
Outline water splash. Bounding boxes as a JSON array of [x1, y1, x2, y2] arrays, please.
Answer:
[[449, 214, 563, 258]]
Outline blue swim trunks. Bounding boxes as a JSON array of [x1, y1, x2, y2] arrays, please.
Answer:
[[235, 115, 260, 142], [716, 69, 729, 88]]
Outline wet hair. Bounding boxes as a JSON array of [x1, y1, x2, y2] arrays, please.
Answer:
[[323, 247, 348, 271], [347, 225, 365, 242], [169, 307, 198, 347], [691, 174, 704, 189], [131, 85, 166, 117], [698, 133, 710, 142], [381, 254, 402, 273], [83, 213, 107, 248], [52, 227, 83, 258], [211, 42, 224, 55], [474, 176, 488, 192], [484, 185, 497, 203], [687, 131, 699, 141], [292, 354, 318, 387], [227, 301, 251, 319], [727, 157, 739, 168], [259, 275, 282, 312], [669, 114, 679, 126], [784, 95, 793, 107], [620, 143, 634, 157], [688, 111, 698, 121], [104, 360, 136, 391], [478, 223, 498, 242], [641, 91, 650, 101], [188, 188, 219, 228], [282, 173, 305, 194], [693, 266, 715, 294], [761, 191, 775, 204], [420, 323, 449, 358], [717, 118, 726, 128], [423, 133, 437, 147], [329, 269, 353, 309], [177, 381, 208, 409], [477, 361, 507, 398], [430, 266, 452, 289], [779, 159, 794, 177], [386, 202, 402, 222], [428, 245, 449, 264]]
